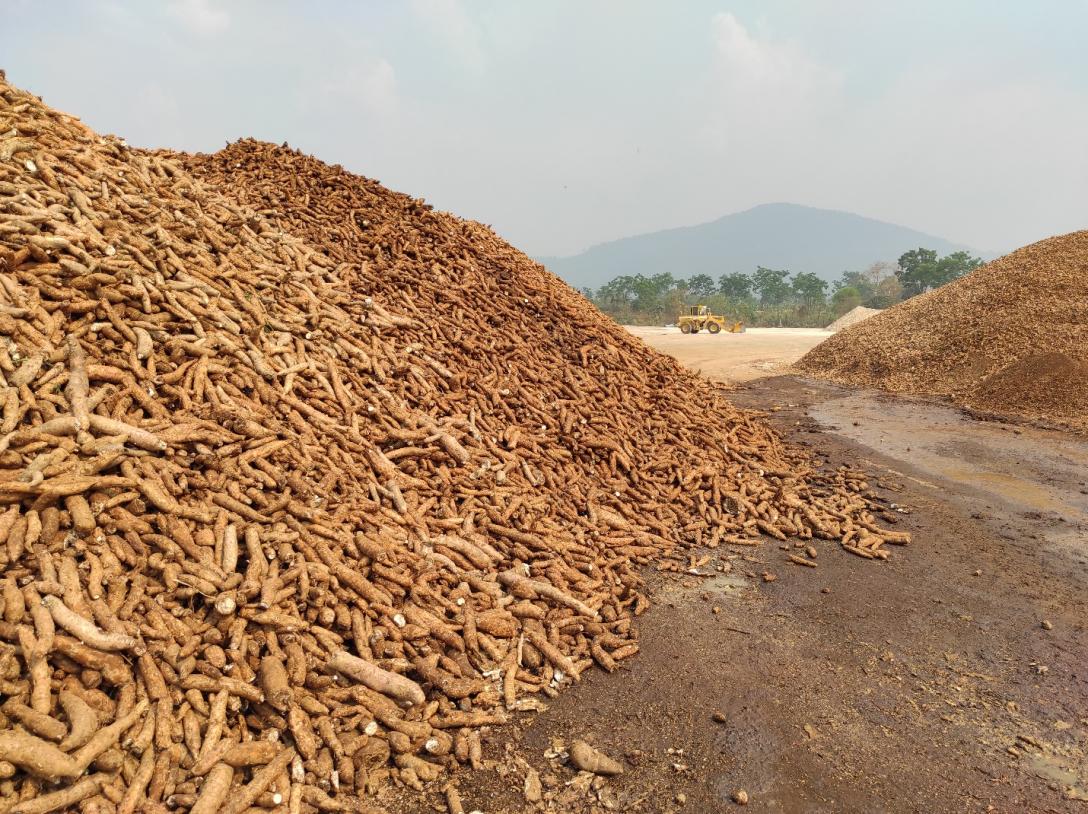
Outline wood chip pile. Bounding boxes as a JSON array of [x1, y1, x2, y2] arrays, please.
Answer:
[[799, 231, 1088, 427], [825, 306, 881, 332], [0, 78, 899, 814]]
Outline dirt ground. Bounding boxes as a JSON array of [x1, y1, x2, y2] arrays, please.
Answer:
[[623, 326, 832, 383], [385, 378, 1088, 814]]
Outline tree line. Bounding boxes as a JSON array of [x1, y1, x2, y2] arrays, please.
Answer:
[[583, 248, 983, 327]]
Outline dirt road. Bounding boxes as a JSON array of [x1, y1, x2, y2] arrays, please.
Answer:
[[624, 326, 832, 383], [389, 378, 1088, 813]]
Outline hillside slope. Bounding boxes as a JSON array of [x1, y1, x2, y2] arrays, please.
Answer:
[[540, 202, 983, 290], [797, 231, 1088, 426]]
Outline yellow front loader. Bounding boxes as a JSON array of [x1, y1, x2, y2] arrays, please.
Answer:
[[677, 305, 743, 334]]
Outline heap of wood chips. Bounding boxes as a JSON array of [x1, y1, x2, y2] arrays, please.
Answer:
[[799, 231, 1088, 428], [0, 78, 902, 814], [825, 306, 881, 333]]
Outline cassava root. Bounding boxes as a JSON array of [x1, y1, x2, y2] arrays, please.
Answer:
[[0, 75, 900, 812]]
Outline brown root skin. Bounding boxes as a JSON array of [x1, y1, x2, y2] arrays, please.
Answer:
[[190, 738, 233, 777], [590, 640, 618, 673], [65, 336, 90, 430], [2, 700, 66, 742], [412, 655, 486, 700], [116, 746, 155, 814], [0, 730, 81, 781], [58, 689, 99, 751], [188, 762, 233, 814], [327, 650, 426, 707], [445, 785, 466, 814], [218, 746, 295, 814], [177, 669, 257, 700], [568, 740, 624, 776], [524, 629, 580, 680], [16, 627, 51, 716], [71, 699, 149, 773], [221, 740, 280, 767], [286, 705, 317, 760], [86, 415, 166, 452], [50, 633, 131, 685], [257, 655, 292, 711], [394, 753, 444, 782], [2, 577, 25, 624], [498, 569, 599, 620], [41, 595, 139, 652], [9, 774, 104, 814]]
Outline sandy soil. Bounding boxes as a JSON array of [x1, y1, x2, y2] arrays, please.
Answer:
[[624, 326, 832, 383], [383, 378, 1088, 814]]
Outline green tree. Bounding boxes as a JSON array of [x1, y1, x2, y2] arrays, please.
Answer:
[[937, 250, 983, 286], [896, 249, 982, 297], [630, 274, 659, 312], [621, 272, 678, 318], [833, 270, 875, 302], [596, 275, 635, 309], [718, 272, 752, 300], [751, 266, 791, 305], [831, 285, 862, 313], [791, 271, 828, 305], [663, 286, 688, 318], [869, 273, 904, 308], [687, 273, 716, 298], [580, 287, 594, 300], [895, 249, 938, 297], [835, 262, 905, 308], [651, 272, 676, 290]]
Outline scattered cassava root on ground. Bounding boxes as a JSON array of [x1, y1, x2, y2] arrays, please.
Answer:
[[0, 75, 899, 812], [568, 741, 624, 776]]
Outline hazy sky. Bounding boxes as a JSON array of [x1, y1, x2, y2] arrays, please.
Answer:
[[3, 1, 1086, 256]]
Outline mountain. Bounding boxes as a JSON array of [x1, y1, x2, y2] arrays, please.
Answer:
[[537, 203, 987, 291]]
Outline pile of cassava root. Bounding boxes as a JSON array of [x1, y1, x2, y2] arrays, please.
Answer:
[[798, 230, 1088, 427], [0, 75, 903, 814]]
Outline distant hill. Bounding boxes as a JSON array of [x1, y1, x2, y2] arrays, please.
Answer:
[[538, 203, 987, 291]]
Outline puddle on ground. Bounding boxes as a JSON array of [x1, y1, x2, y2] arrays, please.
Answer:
[[940, 467, 1068, 514], [706, 572, 750, 591], [1024, 752, 1088, 801], [810, 394, 1088, 526], [655, 567, 751, 602]]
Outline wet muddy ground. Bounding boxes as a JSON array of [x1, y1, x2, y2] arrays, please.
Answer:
[[389, 377, 1087, 814]]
